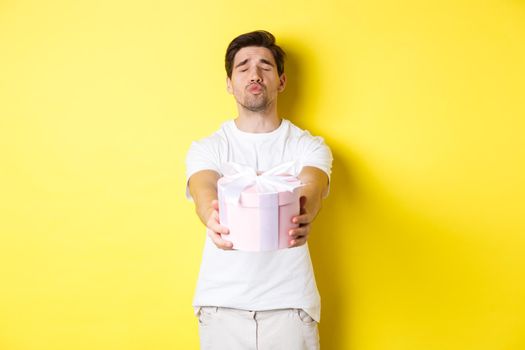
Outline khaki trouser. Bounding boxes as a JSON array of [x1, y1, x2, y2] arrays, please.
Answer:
[[197, 306, 320, 350]]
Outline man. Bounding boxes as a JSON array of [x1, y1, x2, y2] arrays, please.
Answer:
[[185, 30, 333, 350]]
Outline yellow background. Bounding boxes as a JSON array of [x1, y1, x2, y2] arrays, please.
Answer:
[[1, 0, 524, 349]]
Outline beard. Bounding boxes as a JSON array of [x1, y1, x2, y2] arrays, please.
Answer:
[[240, 96, 268, 112], [238, 89, 270, 112]]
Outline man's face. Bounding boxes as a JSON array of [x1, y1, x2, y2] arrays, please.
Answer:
[[226, 46, 286, 113]]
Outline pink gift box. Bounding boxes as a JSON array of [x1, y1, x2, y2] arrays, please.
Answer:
[[217, 163, 302, 252]]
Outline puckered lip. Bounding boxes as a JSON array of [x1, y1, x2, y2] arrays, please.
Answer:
[[247, 83, 264, 92]]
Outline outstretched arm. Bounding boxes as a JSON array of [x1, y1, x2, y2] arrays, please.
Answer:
[[188, 170, 233, 250], [288, 166, 330, 247]]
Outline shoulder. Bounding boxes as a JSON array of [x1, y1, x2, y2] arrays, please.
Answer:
[[285, 119, 330, 148], [283, 119, 333, 178], [185, 121, 232, 180]]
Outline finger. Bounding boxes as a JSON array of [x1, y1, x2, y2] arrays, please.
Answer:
[[209, 211, 229, 234], [289, 236, 307, 248], [209, 221, 230, 235], [291, 213, 309, 225], [288, 225, 310, 239], [207, 228, 233, 250], [207, 210, 229, 235], [211, 199, 219, 211]]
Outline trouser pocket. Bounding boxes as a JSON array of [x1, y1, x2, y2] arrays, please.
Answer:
[[197, 306, 219, 326]]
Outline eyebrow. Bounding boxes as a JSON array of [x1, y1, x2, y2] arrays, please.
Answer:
[[234, 58, 275, 69]]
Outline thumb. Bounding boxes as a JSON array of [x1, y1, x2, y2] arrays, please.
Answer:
[[299, 196, 307, 214], [211, 199, 219, 211]]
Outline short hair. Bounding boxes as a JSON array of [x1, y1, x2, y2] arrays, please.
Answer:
[[225, 30, 286, 78]]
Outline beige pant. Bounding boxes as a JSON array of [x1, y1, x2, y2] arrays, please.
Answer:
[[197, 306, 320, 350]]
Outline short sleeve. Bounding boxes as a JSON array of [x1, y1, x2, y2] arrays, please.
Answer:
[[185, 138, 221, 201], [299, 134, 333, 199]]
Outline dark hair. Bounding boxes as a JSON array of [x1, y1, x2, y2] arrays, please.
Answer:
[[225, 30, 286, 78]]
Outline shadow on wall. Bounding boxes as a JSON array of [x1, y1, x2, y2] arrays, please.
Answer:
[[277, 40, 322, 124], [278, 42, 359, 350], [310, 150, 359, 350]]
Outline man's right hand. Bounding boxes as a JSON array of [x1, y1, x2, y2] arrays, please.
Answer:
[[205, 199, 233, 250], [187, 170, 233, 250]]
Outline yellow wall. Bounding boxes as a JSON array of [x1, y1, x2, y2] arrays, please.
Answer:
[[1, 1, 524, 349]]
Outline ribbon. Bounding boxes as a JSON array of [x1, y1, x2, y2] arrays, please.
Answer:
[[219, 160, 303, 204]]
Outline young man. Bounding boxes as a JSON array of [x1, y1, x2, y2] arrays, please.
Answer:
[[185, 30, 333, 350]]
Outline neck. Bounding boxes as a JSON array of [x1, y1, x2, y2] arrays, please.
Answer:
[[234, 106, 281, 133]]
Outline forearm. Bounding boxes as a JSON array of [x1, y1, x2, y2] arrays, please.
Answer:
[[194, 188, 217, 226], [297, 166, 329, 220], [188, 170, 220, 226]]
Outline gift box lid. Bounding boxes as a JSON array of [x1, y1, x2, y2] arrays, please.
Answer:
[[218, 176, 301, 207]]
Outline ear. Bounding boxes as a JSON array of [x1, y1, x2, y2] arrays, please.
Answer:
[[226, 76, 233, 94], [278, 72, 287, 92]]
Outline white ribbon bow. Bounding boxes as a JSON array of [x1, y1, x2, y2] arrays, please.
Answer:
[[219, 161, 302, 203]]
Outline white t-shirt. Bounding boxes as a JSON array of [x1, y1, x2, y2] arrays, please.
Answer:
[[185, 118, 333, 322]]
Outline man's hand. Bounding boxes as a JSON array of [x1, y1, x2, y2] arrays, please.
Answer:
[[205, 199, 233, 250], [288, 196, 311, 247], [288, 166, 330, 248], [188, 170, 233, 250]]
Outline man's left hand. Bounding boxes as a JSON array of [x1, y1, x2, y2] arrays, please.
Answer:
[[289, 196, 311, 247]]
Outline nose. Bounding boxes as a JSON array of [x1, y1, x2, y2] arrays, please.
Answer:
[[250, 67, 262, 83]]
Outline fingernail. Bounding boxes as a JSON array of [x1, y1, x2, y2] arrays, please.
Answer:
[[289, 230, 294, 236]]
